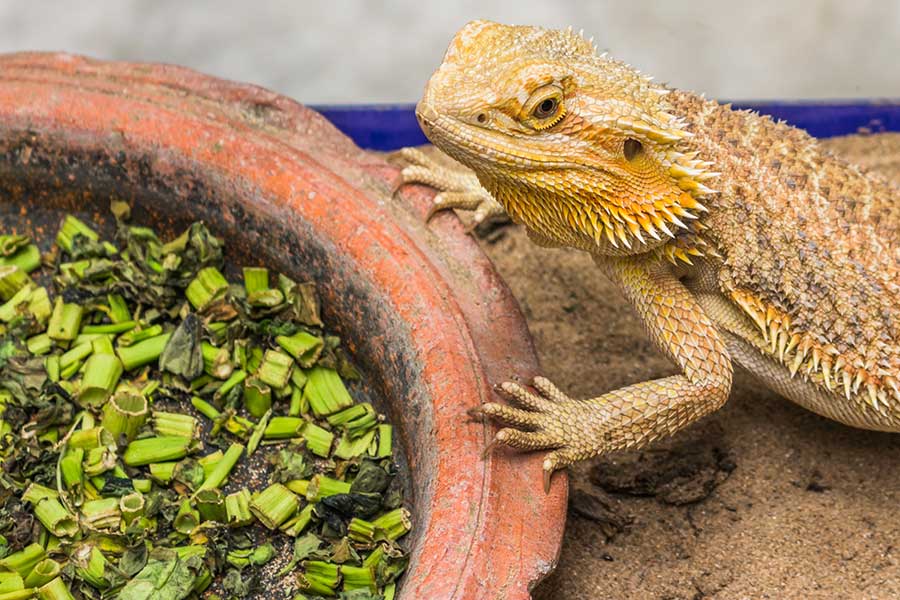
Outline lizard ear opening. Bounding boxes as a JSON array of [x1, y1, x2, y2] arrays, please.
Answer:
[[623, 138, 643, 161]]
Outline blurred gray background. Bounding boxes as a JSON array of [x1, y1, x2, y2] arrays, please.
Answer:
[[1, 1, 898, 104]]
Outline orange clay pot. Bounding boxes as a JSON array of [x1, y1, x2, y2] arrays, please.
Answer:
[[0, 53, 566, 599]]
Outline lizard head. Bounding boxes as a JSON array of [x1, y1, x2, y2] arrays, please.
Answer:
[[416, 20, 716, 254]]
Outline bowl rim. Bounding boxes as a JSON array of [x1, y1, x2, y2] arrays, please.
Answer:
[[0, 51, 567, 600]]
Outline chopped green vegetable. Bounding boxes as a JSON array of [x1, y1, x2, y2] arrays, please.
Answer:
[[196, 443, 244, 492], [249, 483, 299, 529], [101, 388, 148, 441], [304, 366, 355, 416], [0, 206, 411, 597], [123, 436, 192, 466]]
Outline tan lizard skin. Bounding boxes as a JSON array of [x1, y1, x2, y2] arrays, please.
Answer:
[[400, 21, 900, 491]]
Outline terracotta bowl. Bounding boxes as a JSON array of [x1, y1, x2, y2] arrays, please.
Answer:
[[0, 53, 565, 599]]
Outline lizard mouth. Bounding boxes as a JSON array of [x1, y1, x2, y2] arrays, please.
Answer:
[[416, 100, 576, 172]]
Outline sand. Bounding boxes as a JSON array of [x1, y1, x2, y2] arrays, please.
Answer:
[[469, 133, 900, 600]]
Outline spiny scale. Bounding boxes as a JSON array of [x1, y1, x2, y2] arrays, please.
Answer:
[[730, 288, 900, 417]]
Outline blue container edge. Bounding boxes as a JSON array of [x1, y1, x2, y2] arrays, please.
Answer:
[[311, 101, 900, 152]]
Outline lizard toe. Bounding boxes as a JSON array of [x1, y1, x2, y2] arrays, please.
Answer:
[[473, 401, 543, 428], [497, 381, 555, 412], [491, 428, 559, 452], [531, 376, 573, 403]]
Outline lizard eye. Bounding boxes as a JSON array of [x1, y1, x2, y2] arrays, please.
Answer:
[[533, 97, 559, 119]]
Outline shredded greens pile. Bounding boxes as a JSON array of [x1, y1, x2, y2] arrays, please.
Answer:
[[0, 202, 410, 599]]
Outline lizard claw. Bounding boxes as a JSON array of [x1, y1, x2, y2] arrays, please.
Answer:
[[478, 376, 595, 493]]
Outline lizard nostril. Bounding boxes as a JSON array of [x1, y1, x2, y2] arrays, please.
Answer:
[[476, 113, 487, 124]]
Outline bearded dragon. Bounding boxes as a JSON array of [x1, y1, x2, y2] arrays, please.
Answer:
[[399, 20, 900, 491]]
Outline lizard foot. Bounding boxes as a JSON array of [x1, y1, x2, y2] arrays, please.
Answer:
[[471, 376, 599, 493], [394, 147, 506, 227]]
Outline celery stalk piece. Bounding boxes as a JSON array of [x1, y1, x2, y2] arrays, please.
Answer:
[[256, 349, 294, 389], [106, 293, 131, 323], [28, 497, 78, 538], [263, 416, 305, 440], [201, 342, 232, 379], [325, 403, 371, 427], [26, 333, 52, 356], [242, 376, 272, 418], [148, 461, 177, 484], [67, 427, 114, 450], [58, 342, 92, 371], [288, 384, 306, 416], [0, 283, 32, 322], [372, 507, 412, 541], [196, 443, 244, 492], [279, 503, 314, 537], [117, 324, 163, 347], [101, 388, 148, 441], [300, 422, 334, 458], [305, 475, 351, 502], [81, 497, 121, 530], [384, 582, 397, 600], [190, 396, 223, 428], [341, 564, 377, 592], [59, 448, 84, 493], [347, 517, 376, 544], [198, 450, 224, 477], [123, 436, 192, 466], [195, 489, 226, 522], [285, 479, 309, 496], [46, 298, 83, 342], [225, 488, 254, 527], [44, 356, 60, 382], [116, 332, 172, 371], [152, 411, 199, 439], [333, 429, 376, 460], [0, 243, 41, 273], [249, 483, 299, 529], [303, 367, 354, 416], [297, 573, 336, 597], [0, 571, 24, 594], [246, 409, 270, 456], [375, 424, 393, 458], [173, 499, 199, 534], [242, 267, 269, 295], [80, 320, 137, 334], [275, 330, 324, 368], [26, 286, 51, 323], [300, 561, 339, 595], [38, 577, 76, 600], [0, 543, 45, 577], [0, 266, 29, 301], [119, 492, 146, 526], [90, 335, 115, 356], [78, 353, 123, 406], [72, 545, 110, 590], [23, 558, 61, 588], [213, 369, 246, 402], [56, 214, 99, 253], [185, 266, 228, 310]]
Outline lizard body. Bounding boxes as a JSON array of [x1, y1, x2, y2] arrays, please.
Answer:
[[401, 21, 900, 489]]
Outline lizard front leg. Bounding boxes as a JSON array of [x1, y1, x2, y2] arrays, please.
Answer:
[[477, 255, 734, 491], [394, 147, 507, 225]]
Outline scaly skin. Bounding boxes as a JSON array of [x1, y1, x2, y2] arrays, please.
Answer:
[[401, 21, 900, 491]]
